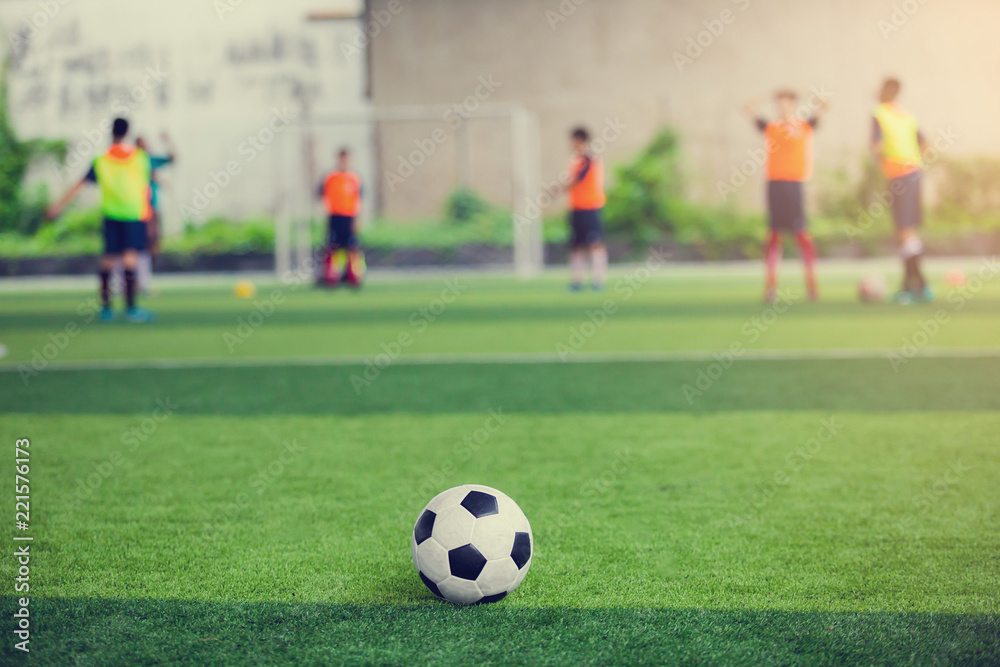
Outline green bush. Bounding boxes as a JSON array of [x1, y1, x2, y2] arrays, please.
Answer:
[[932, 157, 1000, 226], [815, 158, 886, 223], [163, 218, 275, 255], [604, 128, 684, 238], [604, 127, 765, 254], [33, 206, 102, 244], [0, 53, 67, 234], [445, 187, 495, 224]]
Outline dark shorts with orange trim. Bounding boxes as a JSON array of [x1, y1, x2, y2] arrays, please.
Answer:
[[328, 215, 358, 249], [888, 171, 922, 230], [569, 208, 605, 249], [767, 181, 807, 233], [103, 218, 147, 255]]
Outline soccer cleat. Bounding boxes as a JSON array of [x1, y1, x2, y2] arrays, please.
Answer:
[[125, 307, 156, 324], [99, 306, 115, 322], [591, 282, 606, 293], [914, 286, 935, 304], [764, 289, 778, 304], [568, 282, 583, 293]]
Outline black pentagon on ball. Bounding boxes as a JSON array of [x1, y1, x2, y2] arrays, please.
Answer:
[[414, 510, 435, 545], [477, 592, 508, 605], [419, 571, 443, 598], [461, 490, 499, 518], [511, 532, 531, 569], [448, 544, 488, 580]]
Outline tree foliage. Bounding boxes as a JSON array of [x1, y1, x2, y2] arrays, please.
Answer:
[[0, 50, 67, 234]]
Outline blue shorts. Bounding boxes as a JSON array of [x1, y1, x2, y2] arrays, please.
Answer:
[[889, 171, 923, 230], [103, 218, 147, 255], [328, 215, 358, 249], [569, 209, 605, 249]]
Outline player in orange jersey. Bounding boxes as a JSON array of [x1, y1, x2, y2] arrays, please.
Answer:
[[564, 127, 608, 292], [317, 148, 365, 288], [744, 90, 828, 303]]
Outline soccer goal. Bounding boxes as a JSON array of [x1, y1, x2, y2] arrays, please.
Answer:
[[272, 104, 544, 280]]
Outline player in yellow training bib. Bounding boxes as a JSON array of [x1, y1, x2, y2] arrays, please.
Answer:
[[48, 118, 155, 323], [872, 78, 932, 304]]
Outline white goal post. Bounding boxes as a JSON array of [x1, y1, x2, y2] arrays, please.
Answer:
[[273, 104, 544, 280]]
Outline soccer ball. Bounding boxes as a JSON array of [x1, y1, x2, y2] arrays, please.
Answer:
[[858, 275, 888, 303], [234, 281, 257, 299], [947, 270, 968, 287], [411, 484, 533, 605]]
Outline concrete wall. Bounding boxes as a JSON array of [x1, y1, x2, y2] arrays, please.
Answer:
[[1, 0, 370, 234], [5, 0, 997, 226], [367, 0, 1000, 217]]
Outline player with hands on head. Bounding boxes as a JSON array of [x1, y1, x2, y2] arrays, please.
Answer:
[[744, 90, 829, 303]]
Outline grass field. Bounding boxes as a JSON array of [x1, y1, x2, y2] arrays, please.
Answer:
[[2, 262, 999, 665]]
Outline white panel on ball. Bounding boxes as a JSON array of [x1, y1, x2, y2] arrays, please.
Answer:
[[495, 493, 531, 533], [431, 505, 477, 550], [477, 559, 519, 597], [415, 538, 451, 584], [437, 577, 483, 606], [471, 514, 516, 561], [425, 486, 469, 514]]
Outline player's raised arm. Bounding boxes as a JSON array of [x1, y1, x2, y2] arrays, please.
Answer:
[[743, 96, 770, 134], [160, 132, 177, 164], [45, 177, 88, 220], [742, 96, 765, 121]]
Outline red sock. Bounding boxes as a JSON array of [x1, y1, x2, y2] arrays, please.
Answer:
[[796, 231, 819, 299], [796, 231, 817, 266], [323, 248, 337, 285]]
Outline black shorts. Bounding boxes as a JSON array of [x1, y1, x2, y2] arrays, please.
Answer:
[[328, 215, 358, 249], [889, 171, 922, 230], [569, 209, 605, 249], [103, 218, 147, 255], [767, 181, 807, 233]]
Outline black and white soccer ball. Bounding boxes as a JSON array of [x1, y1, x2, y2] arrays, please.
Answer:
[[411, 484, 533, 605]]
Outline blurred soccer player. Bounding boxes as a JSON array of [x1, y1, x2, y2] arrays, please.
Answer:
[[564, 127, 608, 292], [47, 117, 155, 323], [744, 90, 827, 303], [317, 148, 364, 288], [872, 78, 932, 304], [134, 132, 176, 295]]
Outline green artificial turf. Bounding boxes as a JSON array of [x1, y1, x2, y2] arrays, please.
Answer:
[[1, 265, 999, 365], [1, 270, 999, 665]]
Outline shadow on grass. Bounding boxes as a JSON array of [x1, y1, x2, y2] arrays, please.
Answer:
[[2, 596, 997, 666], [4, 358, 1000, 416]]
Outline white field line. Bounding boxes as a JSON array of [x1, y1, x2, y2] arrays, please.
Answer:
[[2, 347, 1000, 373]]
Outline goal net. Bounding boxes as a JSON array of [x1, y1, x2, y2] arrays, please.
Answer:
[[273, 104, 544, 280]]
